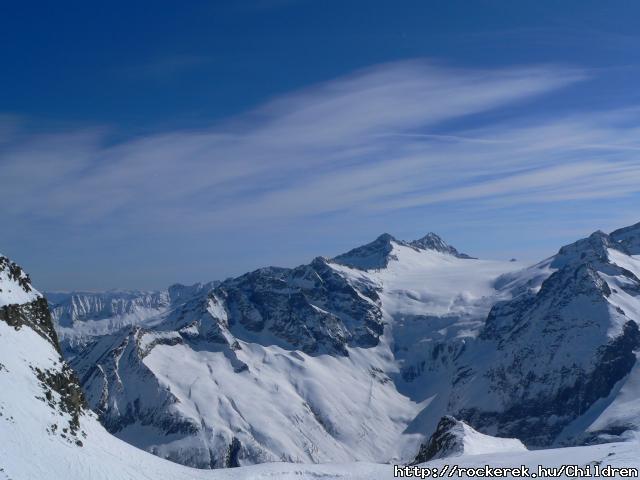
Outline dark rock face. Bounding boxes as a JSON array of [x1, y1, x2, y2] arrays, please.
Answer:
[[0, 255, 33, 291], [458, 322, 640, 446], [0, 255, 59, 347], [332, 233, 398, 270], [207, 257, 384, 355], [34, 362, 87, 444], [0, 254, 87, 446], [225, 438, 242, 468], [412, 416, 464, 463], [1, 297, 62, 353], [410, 233, 475, 259]]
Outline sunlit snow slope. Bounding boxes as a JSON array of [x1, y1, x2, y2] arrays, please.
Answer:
[[1, 318, 638, 480]]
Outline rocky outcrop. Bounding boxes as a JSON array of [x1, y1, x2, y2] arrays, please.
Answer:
[[1, 297, 61, 352], [412, 416, 467, 463], [412, 416, 526, 463], [0, 254, 87, 446]]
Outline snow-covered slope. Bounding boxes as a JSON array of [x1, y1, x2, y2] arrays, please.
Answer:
[[329, 235, 528, 438], [2, 312, 638, 480], [1, 312, 637, 480]]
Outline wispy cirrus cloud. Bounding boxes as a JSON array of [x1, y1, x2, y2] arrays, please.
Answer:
[[2, 59, 640, 287], [0, 61, 588, 224]]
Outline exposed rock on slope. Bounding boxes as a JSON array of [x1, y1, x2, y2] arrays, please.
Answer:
[[208, 257, 384, 355], [0, 254, 87, 446], [412, 416, 526, 463]]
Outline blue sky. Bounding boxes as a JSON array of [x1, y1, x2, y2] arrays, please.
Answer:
[[2, 1, 640, 290]]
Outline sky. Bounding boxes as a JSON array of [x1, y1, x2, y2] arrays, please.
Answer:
[[2, 0, 640, 291]]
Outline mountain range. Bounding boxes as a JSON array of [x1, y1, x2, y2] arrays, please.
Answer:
[[44, 224, 640, 467], [1, 224, 640, 478]]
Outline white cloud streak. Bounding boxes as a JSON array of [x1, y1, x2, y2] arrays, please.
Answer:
[[2, 60, 639, 239]]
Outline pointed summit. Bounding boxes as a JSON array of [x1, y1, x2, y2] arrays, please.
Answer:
[[410, 233, 475, 259], [331, 232, 475, 270], [551, 229, 614, 269], [0, 254, 39, 307], [332, 233, 398, 270]]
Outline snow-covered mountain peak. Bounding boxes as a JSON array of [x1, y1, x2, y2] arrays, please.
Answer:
[[551, 230, 616, 269], [410, 232, 450, 251], [409, 233, 474, 259], [331, 233, 398, 270], [413, 416, 527, 463], [552, 223, 640, 269], [611, 221, 640, 255], [331, 231, 473, 271], [0, 254, 40, 307]]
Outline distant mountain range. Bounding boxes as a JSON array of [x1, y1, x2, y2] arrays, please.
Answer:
[[39, 224, 640, 468]]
